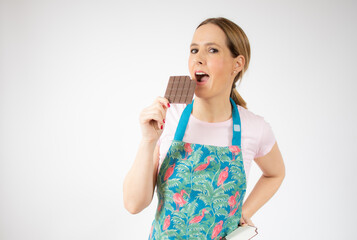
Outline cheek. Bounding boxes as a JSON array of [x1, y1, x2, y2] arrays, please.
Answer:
[[208, 57, 227, 76], [188, 56, 194, 72]]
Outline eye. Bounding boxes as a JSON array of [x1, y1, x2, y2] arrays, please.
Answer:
[[209, 48, 218, 53], [190, 48, 198, 54]]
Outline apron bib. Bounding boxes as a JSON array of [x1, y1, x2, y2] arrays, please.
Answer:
[[149, 98, 247, 240]]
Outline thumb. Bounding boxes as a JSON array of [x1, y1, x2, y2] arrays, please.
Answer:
[[239, 216, 246, 226]]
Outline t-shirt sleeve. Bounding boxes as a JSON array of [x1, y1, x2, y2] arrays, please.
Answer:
[[255, 118, 276, 158]]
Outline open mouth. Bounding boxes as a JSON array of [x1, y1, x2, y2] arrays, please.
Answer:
[[195, 71, 210, 82]]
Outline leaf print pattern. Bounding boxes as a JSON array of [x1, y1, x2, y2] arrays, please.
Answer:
[[149, 140, 247, 240]]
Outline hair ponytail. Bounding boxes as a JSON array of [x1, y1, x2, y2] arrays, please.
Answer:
[[231, 87, 247, 109]]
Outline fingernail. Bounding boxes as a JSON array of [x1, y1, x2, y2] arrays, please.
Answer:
[[161, 125, 163, 129], [167, 103, 170, 108], [163, 119, 165, 123]]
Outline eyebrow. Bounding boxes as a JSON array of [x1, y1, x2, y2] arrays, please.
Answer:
[[190, 42, 221, 48]]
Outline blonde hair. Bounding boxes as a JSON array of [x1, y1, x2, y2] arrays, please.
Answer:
[[197, 17, 250, 109]]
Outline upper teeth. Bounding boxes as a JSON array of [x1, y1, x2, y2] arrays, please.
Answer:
[[196, 72, 206, 75]]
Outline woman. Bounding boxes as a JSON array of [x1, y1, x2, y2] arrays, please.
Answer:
[[123, 17, 285, 239]]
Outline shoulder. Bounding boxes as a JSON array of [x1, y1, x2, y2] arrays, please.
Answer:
[[239, 106, 276, 159], [237, 105, 269, 128], [237, 105, 276, 156]]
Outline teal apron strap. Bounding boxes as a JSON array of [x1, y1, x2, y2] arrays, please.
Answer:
[[174, 97, 241, 146], [230, 97, 241, 146], [173, 100, 193, 141]]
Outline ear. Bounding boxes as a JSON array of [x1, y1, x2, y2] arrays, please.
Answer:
[[233, 55, 245, 73]]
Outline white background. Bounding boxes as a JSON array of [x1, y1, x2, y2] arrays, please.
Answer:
[[1, 0, 357, 239]]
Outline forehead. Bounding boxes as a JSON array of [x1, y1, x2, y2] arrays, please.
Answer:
[[191, 23, 227, 46]]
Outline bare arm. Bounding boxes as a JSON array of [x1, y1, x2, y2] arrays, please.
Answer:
[[242, 141, 286, 219], [123, 139, 160, 214], [123, 96, 169, 214]]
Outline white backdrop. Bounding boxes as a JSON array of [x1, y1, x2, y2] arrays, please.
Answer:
[[1, 0, 357, 239]]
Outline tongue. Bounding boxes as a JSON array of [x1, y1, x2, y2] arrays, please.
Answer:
[[200, 75, 209, 82]]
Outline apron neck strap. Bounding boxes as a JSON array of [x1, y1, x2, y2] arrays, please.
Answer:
[[173, 97, 241, 146]]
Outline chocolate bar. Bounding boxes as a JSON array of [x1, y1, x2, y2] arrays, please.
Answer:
[[164, 76, 196, 104]]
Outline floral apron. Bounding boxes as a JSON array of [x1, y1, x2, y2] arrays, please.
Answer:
[[149, 97, 247, 240]]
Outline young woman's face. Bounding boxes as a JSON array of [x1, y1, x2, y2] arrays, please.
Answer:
[[188, 23, 238, 100]]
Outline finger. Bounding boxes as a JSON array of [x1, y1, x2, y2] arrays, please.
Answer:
[[153, 102, 167, 124], [241, 213, 254, 227], [150, 99, 169, 128], [238, 218, 246, 226], [141, 111, 164, 129], [148, 109, 165, 129], [141, 96, 170, 131], [247, 220, 255, 227], [149, 119, 159, 131], [155, 96, 170, 109]]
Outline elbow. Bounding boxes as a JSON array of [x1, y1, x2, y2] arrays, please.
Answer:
[[263, 167, 285, 180], [276, 168, 286, 181], [276, 168, 286, 186], [122, 177, 154, 214], [124, 199, 144, 215], [123, 195, 151, 215], [281, 164, 286, 179], [277, 161, 286, 180], [125, 205, 142, 215]]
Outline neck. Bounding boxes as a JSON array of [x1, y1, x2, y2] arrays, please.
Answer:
[[192, 96, 232, 123]]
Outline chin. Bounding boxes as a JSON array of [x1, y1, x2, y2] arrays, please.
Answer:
[[193, 91, 212, 100]]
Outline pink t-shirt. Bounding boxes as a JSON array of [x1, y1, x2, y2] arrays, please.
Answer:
[[157, 103, 276, 182]]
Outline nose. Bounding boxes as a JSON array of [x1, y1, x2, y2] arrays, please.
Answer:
[[194, 59, 203, 65], [193, 52, 205, 65]]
